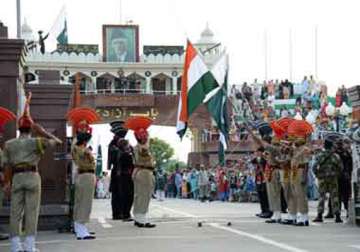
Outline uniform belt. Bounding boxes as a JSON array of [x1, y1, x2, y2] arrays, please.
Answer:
[[78, 170, 95, 174], [137, 165, 154, 171], [13, 165, 37, 174]]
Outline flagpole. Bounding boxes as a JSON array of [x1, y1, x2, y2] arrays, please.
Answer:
[[314, 25, 318, 79], [264, 29, 268, 81], [289, 28, 293, 81], [119, 0, 123, 24], [16, 0, 21, 38]]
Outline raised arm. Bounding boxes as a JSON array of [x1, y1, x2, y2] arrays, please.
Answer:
[[32, 123, 63, 145]]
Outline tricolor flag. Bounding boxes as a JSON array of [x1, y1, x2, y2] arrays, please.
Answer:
[[176, 40, 218, 139], [204, 52, 229, 165]]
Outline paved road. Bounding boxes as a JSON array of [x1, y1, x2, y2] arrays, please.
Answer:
[[1, 199, 360, 252]]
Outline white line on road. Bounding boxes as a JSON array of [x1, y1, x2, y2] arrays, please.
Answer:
[[210, 223, 309, 252], [350, 245, 360, 250], [153, 203, 309, 252]]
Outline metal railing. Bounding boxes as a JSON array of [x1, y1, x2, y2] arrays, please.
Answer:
[[80, 88, 181, 96]]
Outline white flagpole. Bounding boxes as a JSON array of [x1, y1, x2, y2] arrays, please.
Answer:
[[16, 0, 21, 38], [264, 29, 268, 81], [314, 25, 318, 79], [120, 0, 123, 24], [289, 28, 293, 81]]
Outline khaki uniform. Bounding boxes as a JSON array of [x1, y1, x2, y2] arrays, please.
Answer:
[[279, 153, 297, 217], [291, 145, 311, 216], [2, 136, 52, 237], [265, 145, 282, 214], [72, 145, 96, 224], [132, 144, 155, 224]]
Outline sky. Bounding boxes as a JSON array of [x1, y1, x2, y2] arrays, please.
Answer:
[[2, 0, 360, 162]]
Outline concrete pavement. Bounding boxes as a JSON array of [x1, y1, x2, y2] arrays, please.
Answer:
[[0, 198, 359, 252]]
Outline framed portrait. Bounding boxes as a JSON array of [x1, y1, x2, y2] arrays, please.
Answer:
[[102, 25, 139, 62]]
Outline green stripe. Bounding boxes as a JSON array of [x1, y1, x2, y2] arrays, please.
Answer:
[[188, 71, 218, 116]]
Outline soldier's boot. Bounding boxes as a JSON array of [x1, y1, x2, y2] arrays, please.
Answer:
[[335, 213, 343, 223], [313, 213, 323, 222], [324, 213, 334, 219]]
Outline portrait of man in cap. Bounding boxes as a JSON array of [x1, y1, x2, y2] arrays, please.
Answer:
[[103, 25, 139, 62]]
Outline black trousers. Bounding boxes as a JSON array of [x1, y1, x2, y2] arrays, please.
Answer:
[[111, 173, 134, 219], [256, 183, 271, 214]]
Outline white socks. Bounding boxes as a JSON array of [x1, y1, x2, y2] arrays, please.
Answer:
[[74, 222, 90, 238], [272, 211, 281, 220], [23, 235, 37, 252], [11, 236, 23, 252]]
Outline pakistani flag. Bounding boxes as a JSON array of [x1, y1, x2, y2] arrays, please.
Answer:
[[176, 40, 219, 139], [56, 19, 68, 45], [204, 53, 229, 165]]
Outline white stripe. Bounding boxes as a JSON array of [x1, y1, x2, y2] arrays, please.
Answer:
[[187, 54, 209, 91], [209, 223, 309, 252], [153, 204, 308, 252], [219, 132, 227, 150], [102, 223, 112, 228], [210, 53, 228, 87], [176, 95, 186, 134]]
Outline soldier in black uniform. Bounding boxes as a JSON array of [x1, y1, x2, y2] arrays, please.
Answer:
[[108, 121, 134, 220]]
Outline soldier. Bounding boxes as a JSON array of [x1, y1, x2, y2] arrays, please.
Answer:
[[71, 127, 97, 239], [0, 107, 17, 241], [125, 116, 156, 228], [67, 107, 100, 240], [313, 139, 343, 223], [245, 125, 282, 223], [277, 141, 297, 225], [115, 137, 135, 221], [2, 94, 62, 252], [336, 139, 353, 218], [108, 121, 134, 220], [290, 138, 312, 226]]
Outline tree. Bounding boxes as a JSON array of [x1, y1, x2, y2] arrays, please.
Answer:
[[163, 159, 187, 173], [149, 137, 174, 169]]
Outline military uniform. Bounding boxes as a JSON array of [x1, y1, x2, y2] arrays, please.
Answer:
[[290, 144, 311, 226], [112, 140, 134, 220], [3, 136, 55, 250], [264, 144, 282, 222], [72, 144, 96, 239], [132, 143, 155, 226], [278, 149, 297, 224], [314, 149, 342, 222]]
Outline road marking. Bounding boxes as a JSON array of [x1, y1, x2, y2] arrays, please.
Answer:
[[349, 245, 360, 250], [98, 217, 112, 228], [210, 223, 309, 252], [154, 203, 309, 252]]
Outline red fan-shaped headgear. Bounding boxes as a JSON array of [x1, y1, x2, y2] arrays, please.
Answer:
[[277, 117, 295, 132], [125, 116, 153, 142], [0, 107, 16, 133], [66, 107, 101, 134], [287, 120, 313, 139], [270, 120, 286, 139]]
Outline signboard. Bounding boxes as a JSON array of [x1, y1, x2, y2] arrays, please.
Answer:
[[56, 44, 99, 54], [143, 45, 184, 56]]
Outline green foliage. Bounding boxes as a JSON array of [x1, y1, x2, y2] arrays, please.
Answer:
[[162, 159, 187, 173], [149, 137, 175, 169]]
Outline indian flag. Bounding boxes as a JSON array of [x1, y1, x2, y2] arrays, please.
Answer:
[[176, 40, 218, 139]]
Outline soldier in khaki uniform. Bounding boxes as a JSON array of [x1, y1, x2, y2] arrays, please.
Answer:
[[2, 95, 62, 252], [277, 143, 297, 225], [290, 138, 312, 226], [72, 130, 96, 239], [125, 116, 156, 228]]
